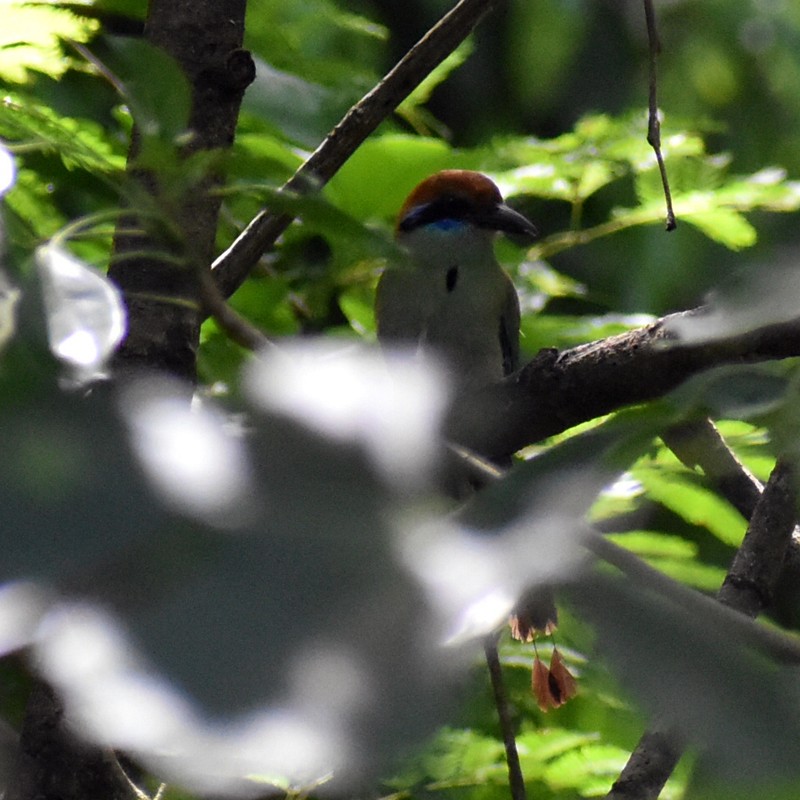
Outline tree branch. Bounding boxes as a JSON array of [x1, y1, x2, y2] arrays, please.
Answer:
[[446, 310, 800, 459], [211, 0, 501, 300], [661, 419, 763, 519]]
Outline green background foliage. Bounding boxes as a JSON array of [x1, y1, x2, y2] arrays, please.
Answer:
[[3, 0, 800, 798]]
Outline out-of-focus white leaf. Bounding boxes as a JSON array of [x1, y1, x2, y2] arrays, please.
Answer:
[[667, 259, 800, 343], [399, 471, 592, 645], [0, 271, 19, 353], [0, 581, 51, 654], [244, 341, 449, 489], [36, 242, 126, 384], [0, 145, 15, 196], [119, 378, 257, 529]]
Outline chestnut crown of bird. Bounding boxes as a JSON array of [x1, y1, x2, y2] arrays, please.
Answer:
[[376, 170, 539, 390]]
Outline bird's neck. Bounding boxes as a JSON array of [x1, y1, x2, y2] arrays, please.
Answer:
[[399, 224, 498, 272]]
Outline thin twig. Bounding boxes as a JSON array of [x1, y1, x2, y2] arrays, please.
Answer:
[[198, 268, 270, 351], [484, 636, 528, 800], [643, 0, 676, 231], [211, 0, 500, 301]]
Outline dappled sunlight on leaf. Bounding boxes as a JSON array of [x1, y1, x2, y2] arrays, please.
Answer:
[[0, 2, 97, 82], [0, 366, 467, 791], [397, 517, 518, 645], [244, 340, 450, 489], [119, 379, 258, 529], [32, 602, 346, 794]]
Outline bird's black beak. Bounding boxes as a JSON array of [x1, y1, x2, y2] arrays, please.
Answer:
[[476, 202, 539, 245]]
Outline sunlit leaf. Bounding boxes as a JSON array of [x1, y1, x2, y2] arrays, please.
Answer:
[[101, 37, 191, 144], [633, 465, 747, 546], [0, 2, 97, 82], [326, 134, 461, 221], [0, 94, 126, 173], [607, 530, 727, 591], [397, 42, 473, 134], [683, 207, 757, 249], [606, 530, 698, 559], [543, 742, 630, 795]]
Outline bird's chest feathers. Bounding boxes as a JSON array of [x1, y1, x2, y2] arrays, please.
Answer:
[[423, 261, 505, 335], [413, 256, 510, 385]]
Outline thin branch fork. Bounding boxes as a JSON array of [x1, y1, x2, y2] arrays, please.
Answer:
[[210, 0, 501, 302]]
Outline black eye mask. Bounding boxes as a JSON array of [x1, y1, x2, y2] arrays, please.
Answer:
[[398, 194, 474, 233]]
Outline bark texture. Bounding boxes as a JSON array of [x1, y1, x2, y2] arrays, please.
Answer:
[[108, 0, 254, 380]]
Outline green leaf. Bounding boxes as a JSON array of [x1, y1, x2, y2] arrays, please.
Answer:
[[633, 465, 747, 546], [420, 728, 505, 783], [243, 0, 384, 91], [0, 2, 97, 82], [520, 312, 653, 356], [0, 94, 126, 173], [101, 37, 191, 144], [4, 167, 66, 244], [716, 167, 800, 211], [606, 530, 699, 559], [242, 58, 344, 147], [326, 134, 460, 222], [646, 558, 728, 592], [461, 404, 676, 532], [606, 531, 728, 591], [682, 206, 757, 249], [495, 113, 705, 204], [339, 285, 376, 336], [543, 743, 631, 795], [397, 42, 473, 135]]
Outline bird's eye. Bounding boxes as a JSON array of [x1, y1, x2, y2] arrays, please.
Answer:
[[439, 194, 470, 216]]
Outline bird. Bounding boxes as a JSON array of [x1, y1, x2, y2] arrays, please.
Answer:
[[375, 169, 538, 392], [376, 171, 573, 710]]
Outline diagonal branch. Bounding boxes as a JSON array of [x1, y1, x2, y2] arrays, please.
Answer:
[[211, 0, 502, 301], [661, 419, 763, 519]]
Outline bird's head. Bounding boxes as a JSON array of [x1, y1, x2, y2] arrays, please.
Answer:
[[395, 170, 538, 245]]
